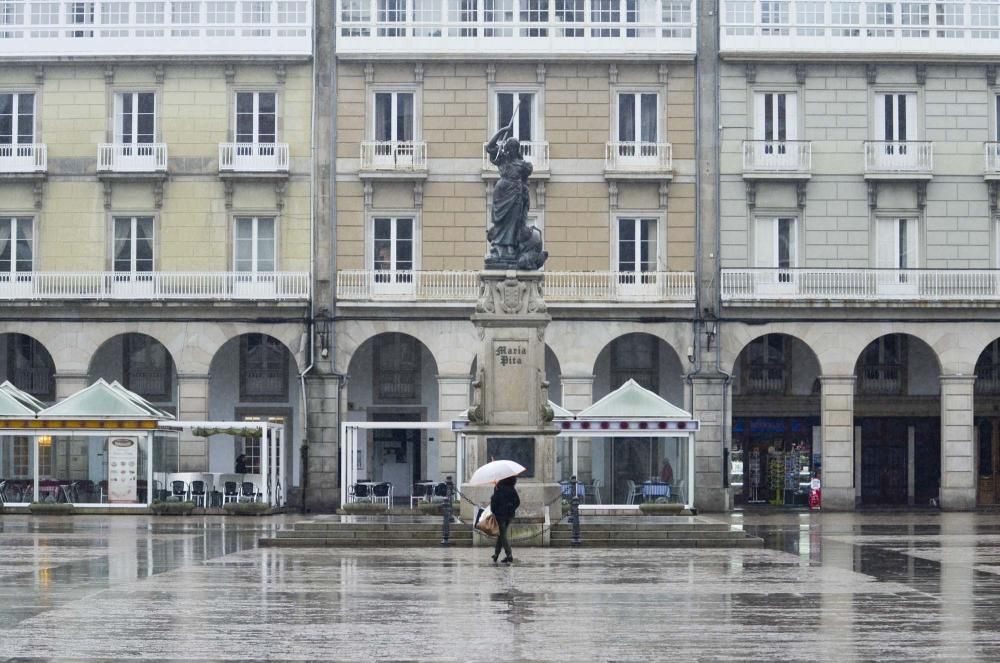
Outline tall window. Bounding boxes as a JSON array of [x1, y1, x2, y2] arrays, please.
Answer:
[[123, 335, 172, 402], [876, 218, 918, 270], [237, 414, 286, 474], [742, 335, 786, 394], [240, 334, 288, 401], [235, 92, 276, 144], [9, 437, 30, 477], [67, 1, 95, 37], [755, 92, 797, 146], [0, 216, 32, 276], [374, 333, 420, 402], [617, 217, 658, 274], [875, 92, 916, 143], [616, 92, 658, 145], [0, 92, 34, 145], [7, 335, 54, 401], [113, 216, 154, 273], [496, 92, 535, 143], [755, 217, 797, 275], [859, 336, 905, 395], [114, 92, 155, 152], [610, 334, 658, 392], [373, 91, 414, 143], [372, 216, 413, 273], [234, 216, 276, 273]]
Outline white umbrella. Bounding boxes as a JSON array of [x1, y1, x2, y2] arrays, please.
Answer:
[[468, 460, 526, 485]]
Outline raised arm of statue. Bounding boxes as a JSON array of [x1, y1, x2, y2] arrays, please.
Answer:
[[486, 120, 514, 163]]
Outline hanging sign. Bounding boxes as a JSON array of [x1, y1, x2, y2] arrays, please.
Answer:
[[108, 436, 139, 503]]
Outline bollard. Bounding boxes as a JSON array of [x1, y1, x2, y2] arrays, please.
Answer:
[[571, 476, 581, 547], [440, 475, 454, 546]]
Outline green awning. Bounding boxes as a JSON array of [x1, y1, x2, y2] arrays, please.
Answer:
[[576, 379, 692, 420], [38, 379, 174, 420], [0, 381, 44, 417]]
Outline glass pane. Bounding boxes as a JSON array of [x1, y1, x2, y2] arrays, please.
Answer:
[[980, 420, 994, 477], [640, 94, 657, 142], [259, 93, 276, 114], [258, 111, 276, 143], [776, 93, 786, 141], [618, 94, 635, 142], [498, 92, 513, 130], [618, 218, 635, 271], [374, 239, 391, 270], [375, 93, 392, 141], [113, 218, 132, 271], [778, 218, 793, 269], [396, 218, 413, 240], [640, 218, 657, 271], [518, 93, 533, 141], [15, 219, 32, 272], [396, 93, 413, 141], [236, 93, 253, 114], [17, 94, 33, 144], [0, 219, 10, 272]]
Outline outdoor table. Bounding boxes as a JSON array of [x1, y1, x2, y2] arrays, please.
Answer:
[[641, 481, 670, 501], [559, 481, 585, 498]]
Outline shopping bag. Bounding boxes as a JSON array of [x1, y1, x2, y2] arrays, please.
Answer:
[[475, 506, 499, 537]]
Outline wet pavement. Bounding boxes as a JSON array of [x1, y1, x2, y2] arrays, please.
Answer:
[[2, 512, 1000, 661]]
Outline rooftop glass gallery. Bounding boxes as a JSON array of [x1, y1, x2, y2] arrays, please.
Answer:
[[0, 1, 312, 57], [336, 0, 696, 56]]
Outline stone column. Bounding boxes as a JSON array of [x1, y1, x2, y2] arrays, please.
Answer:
[[305, 372, 342, 512], [437, 373, 472, 479], [689, 373, 730, 512], [561, 374, 594, 479], [176, 373, 210, 472], [939, 375, 976, 510], [820, 375, 856, 510]]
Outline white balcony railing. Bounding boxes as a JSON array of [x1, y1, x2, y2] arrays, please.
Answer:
[[721, 269, 1000, 303], [219, 143, 290, 173], [720, 1, 1000, 58], [0, 143, 46, 173], [986, 142, 1000, 177], [0, 0, 311, 58], [360, 141, 427, 173], [742, 140, 811, 175], [482, 141, 550, 172], [337, 0, 695, 57], [97, 143, 168, 173], [337, 270, 696, 303], [0, 272, 309, 301], [864, 141, 932, 176], [605, 142, 673, 174]]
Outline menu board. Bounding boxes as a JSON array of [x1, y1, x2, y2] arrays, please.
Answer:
[[108, 437, 139, 503]]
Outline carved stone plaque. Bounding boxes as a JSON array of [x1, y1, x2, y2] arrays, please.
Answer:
[[491, 339, 529, 414]]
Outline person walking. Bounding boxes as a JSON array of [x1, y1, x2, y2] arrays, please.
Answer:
[[490, 476, 520, 564]]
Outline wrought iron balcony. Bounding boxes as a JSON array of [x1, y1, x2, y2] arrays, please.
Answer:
[[720, 0, 1000, 59], [219, 143, 290, 173], [858, 364, 903, 396], [742, 366, 787, 395], [0, 0, 311, 59], [976, 365, 1000, 395], [336, 270, 695, 304], [604, 142, 673, 178], [864, 141, 933, 179], [359, 141, 428, 175], [722, 268, 1000, 304], [742, 140, 811, 178], [97, 143, 168, 173], [0, 144, 46, 174], [336, 0, 695, 57], [482, 141, 550, 173], [0, 272, 309, 301]]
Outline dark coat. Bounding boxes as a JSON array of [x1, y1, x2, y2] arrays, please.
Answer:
[[490, 484, 520, 522]]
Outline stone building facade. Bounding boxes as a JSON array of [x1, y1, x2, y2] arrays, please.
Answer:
[[0, 1, 314, 501]]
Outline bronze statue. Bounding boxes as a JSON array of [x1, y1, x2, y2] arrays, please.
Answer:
[[485, 116, 548, 270]]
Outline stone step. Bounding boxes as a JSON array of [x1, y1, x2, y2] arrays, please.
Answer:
[[549, 538, 763, 548], [549, 530, 747, 541], [289, 522, 453, 532], [259, 537, 473, 548], [551, 523, 731, 533], [289, 524, 452, 534], [276, 529, 449, 540]]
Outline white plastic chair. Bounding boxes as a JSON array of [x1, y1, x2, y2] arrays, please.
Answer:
[[625, 479, 641, 504]]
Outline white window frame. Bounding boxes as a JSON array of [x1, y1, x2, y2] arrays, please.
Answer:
[[491, 87, 544, 143], [753, 214, 799, 292], [612, 88, 662, 146], [995, 216, 1000, 269], [872, 89, 919, 142], [113, 91, 157, 145], [233, 215, 278, 273], [0, 91, 36, 145], [0, 215, 34, 276], [613, 213, 663, 273], [111, 215, 156, 274], [368, 86, 420, 143], [874, 215, 920, 293], [753, 89, 798, 142], [368, 210, 420, 296], [234, 90, 278, 144]]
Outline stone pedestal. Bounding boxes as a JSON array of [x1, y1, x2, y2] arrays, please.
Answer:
[[460, 270, 560, 528]]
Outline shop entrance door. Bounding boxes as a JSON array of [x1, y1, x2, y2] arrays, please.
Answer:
[[977, 418, 1000, 506], [370, 412, 421, 501]]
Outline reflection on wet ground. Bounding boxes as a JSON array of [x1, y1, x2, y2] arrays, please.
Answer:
[[3, 512, 1000, 660]]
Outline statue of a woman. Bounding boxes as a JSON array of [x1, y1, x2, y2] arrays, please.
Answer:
[[485, 119, 534, 267]]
